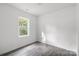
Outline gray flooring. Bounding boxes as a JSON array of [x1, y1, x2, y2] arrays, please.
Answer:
[[6, 42, 76, 56]]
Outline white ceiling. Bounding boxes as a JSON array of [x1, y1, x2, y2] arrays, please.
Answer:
[[10, 3, 75, 16]]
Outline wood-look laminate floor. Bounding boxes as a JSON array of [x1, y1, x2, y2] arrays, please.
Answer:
[[6, 42, 76, 56]]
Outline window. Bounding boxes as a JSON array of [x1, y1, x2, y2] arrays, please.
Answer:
[[18, 17, 30, 37]]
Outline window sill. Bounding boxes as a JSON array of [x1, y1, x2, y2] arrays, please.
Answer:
[[19, 35, 28, 38]]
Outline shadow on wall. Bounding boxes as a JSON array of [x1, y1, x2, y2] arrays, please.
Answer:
[[41, 25, 57, 44]]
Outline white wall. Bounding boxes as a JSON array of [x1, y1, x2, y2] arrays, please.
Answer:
[[38, 5, 77, 52], [0, 4, 37, 55], [76, 4, 79, 55]]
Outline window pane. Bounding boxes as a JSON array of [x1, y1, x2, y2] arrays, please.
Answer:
[[19, 26, 27, 35], [19, 17, 29, 36]]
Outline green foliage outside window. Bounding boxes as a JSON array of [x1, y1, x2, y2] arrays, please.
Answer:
[[19, 17, 29, 36]]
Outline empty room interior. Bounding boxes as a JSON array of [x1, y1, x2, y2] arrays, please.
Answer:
[[0, 3, 79, 56]]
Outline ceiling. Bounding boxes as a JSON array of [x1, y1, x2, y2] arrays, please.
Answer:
[[10, 3, 75, 16]]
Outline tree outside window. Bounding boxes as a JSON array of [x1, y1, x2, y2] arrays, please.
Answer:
[[19, 17, 29, 36]]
